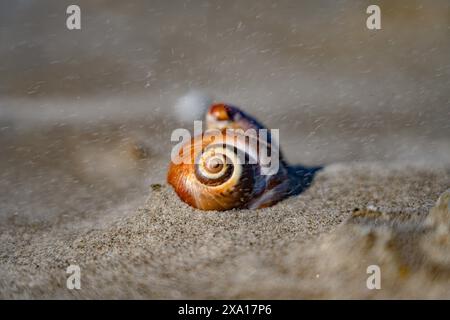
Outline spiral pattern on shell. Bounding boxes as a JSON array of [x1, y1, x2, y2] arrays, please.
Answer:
[[168, 131, 262, 210]]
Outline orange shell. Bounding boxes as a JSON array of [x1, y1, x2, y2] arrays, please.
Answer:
[[168, 103, 295, 211], [167, 132, 256, 210]]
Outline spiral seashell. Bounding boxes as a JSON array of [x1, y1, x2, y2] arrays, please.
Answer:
[[167, 103, 320, 210]]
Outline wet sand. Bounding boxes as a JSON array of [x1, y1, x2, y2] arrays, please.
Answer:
[[1, 0, 449, 299], [1, 145, 449, 298]]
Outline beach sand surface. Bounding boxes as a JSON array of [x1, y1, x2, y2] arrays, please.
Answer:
[[1, 0, 449, 298]]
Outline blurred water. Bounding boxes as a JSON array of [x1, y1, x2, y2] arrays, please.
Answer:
[[1, 0, 449, 117]]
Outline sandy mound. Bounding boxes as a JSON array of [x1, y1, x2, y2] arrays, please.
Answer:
[[1, 162, 449, 299]]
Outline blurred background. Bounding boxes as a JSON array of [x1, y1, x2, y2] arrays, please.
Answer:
[[0, 0, 449, 224]]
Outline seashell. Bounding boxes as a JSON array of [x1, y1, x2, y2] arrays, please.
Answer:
[[167, 103, 321, 210]]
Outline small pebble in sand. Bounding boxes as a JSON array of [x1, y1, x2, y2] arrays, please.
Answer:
[[151, 184, 162, 191]]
